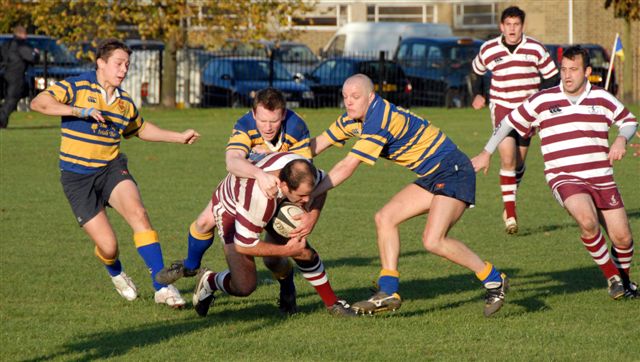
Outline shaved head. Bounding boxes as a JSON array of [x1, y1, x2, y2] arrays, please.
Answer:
[[344, 74, 374, 95]]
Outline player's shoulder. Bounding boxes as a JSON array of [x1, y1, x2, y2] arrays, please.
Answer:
[[233, 111, 256, 131], [528, 85, 562, 103], [283, 109, 309, 132], [479, 36, 501, 53]]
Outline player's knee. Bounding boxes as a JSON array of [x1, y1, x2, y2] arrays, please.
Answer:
[[128, 205, 150, 224], [576, 217, 599, 236], [95, 245, 118, 264], [233, 283, 256, 297], [609, 230, 633, 247], [422, 234, 443, 253], [374, 209, 396, 229]]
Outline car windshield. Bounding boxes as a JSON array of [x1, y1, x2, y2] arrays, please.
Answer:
[[276, 45, 316, 63], [232, 60, 292, 81], [587, 48, 607, 68], [444, 46, 478, 65], [358, 62, 405, 80], [28, 39, 79, 64]]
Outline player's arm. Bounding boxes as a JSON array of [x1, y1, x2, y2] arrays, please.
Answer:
[[225, 149, 279, 199], [137, 121, 199, 144], [234, 236, 307, 257], [310, 154, 361, 198], [310, 133, 334, 157], [471, 120, 516, 174], [469, 71, 486, 109], [289, 191, 327, 239], [30, 92, 105, 122], [609, 123, 638, 164]]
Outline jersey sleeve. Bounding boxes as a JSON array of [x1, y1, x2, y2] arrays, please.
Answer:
[[123, 101, 145, 138], [538, 47, 559, 79], [46, 79, 74, 105], [321, 114, 358, 147], [349, 114, 387, 165], [505, 98, 537, 137], [284, 111, 312, 158], [472, 48, 487, 75]]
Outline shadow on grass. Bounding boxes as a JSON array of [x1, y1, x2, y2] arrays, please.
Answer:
[[24, 301, 293, 361], [332, 265, 610, 318]]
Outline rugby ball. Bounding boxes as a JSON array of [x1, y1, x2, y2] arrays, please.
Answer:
[[271, 202, 304, 238]]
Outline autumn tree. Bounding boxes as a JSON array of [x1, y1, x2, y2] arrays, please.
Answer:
[[26, 0, 314, 107], [604, 0, 639, 102]]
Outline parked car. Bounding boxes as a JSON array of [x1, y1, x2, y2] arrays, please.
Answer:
[[304, 57, 412, 108], [545, 43, 618, 95], [200, 57, 314, 108], [219, 39, 320, 76], [394, 37, 483, 107], [0, 34, 90, 100]]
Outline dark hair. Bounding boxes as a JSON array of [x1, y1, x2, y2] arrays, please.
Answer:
[[279, 159, 317, 191], [562, 45, 591, 69], [253, 87, 287, 112], [501, 6, 525, 23], [96, 39, 131, 69]]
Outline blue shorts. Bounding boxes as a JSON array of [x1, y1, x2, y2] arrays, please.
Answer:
[[413, 148, 476, 206]]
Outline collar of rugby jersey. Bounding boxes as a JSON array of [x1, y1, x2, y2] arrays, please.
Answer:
[[88, 71, 122, 106], [364, 94, 383, 123], [500, 33, 527, 54]]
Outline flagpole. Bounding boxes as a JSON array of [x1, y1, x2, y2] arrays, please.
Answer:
[[605, 33, 618, 92]]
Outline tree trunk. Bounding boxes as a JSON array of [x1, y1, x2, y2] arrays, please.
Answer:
[[622, 21, 633, 103], [162, 32, 177, 108]]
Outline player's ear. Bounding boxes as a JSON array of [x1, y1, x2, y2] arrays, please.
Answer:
[[279, 180, 290, 194]]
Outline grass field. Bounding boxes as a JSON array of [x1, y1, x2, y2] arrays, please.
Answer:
[[1, 105, 638, 361]]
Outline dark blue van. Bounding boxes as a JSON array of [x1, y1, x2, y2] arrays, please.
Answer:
[[394, 37, 482, 107]]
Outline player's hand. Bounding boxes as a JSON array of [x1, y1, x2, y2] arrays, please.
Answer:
[[608, 136, 627, 164], [251, 144, 269, 154], [288, 210, 318, 239], [472, 95, 486, 110], [181, 129, 200, 144], [284, 235, 307, 257], [471, 150, 491, 174], [256, 171, 279, 199]]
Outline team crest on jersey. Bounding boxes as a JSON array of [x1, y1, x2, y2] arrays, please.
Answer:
[[609, 194, 619, 206], [87, 96, 97, 104], [587, 105, 604, 115], [117, 99, 126, 112], [549, 105, 562, 114], [91, 123, 99, 132], [352, 129, 361, 135], [494, 57, 503, 64]]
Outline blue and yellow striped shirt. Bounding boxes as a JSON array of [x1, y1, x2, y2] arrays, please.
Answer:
[[322, 95, 456, 177], [47, 71, 145, 174], [227, 109, 311, 159]]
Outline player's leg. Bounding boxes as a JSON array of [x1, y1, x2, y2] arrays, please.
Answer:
[[263, 250, 298, 315], [598, 207, 636, 297], [108, 179, 185, 307], [497, 136, 519, 233], [291, 245, 355, 316], [156, 200, 216, 285], [352, 183, 431, 314], [562, 192, 624, 299], [82, 210, 137, 301], [423, 195, 508, 316], [60, 168, 137, 301], [192, 242, 258, 317]]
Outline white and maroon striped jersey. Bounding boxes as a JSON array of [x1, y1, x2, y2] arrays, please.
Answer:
[[472, 35, 558, 109], [504, 82, 637, 192], [214, 152, 306, 247]]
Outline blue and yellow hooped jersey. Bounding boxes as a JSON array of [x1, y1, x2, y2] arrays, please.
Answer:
[[226, 109, 311, 159], [46, 71, 145, 174], [322, 95, 457, 177]]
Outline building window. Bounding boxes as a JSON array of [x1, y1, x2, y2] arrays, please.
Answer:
[[291, 4, 348, 29], [366, 4, 436, 23], [454, 3, 498, 29]]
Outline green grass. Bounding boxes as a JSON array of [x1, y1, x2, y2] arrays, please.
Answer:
[[1, 105, 638, 361]]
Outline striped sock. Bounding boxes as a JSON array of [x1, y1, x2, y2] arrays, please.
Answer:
[[295, 250, 338, 307], [500, 169, 517, 220], [377, 269, 400, 296], [94, 246, 123, 277], [581, 231, 619, 279], [134, 230, 165, 290], [184, 222, 214, 270], [207, 269, 231, 295], [611, 240, 634, 283], [476, 261, 503, 288]]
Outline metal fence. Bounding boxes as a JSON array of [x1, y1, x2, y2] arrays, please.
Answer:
[[107, 47, 482, 109]]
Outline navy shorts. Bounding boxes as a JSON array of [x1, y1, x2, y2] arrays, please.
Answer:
[[60, 154, 136, 226], [414, 148, 476, 206]]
